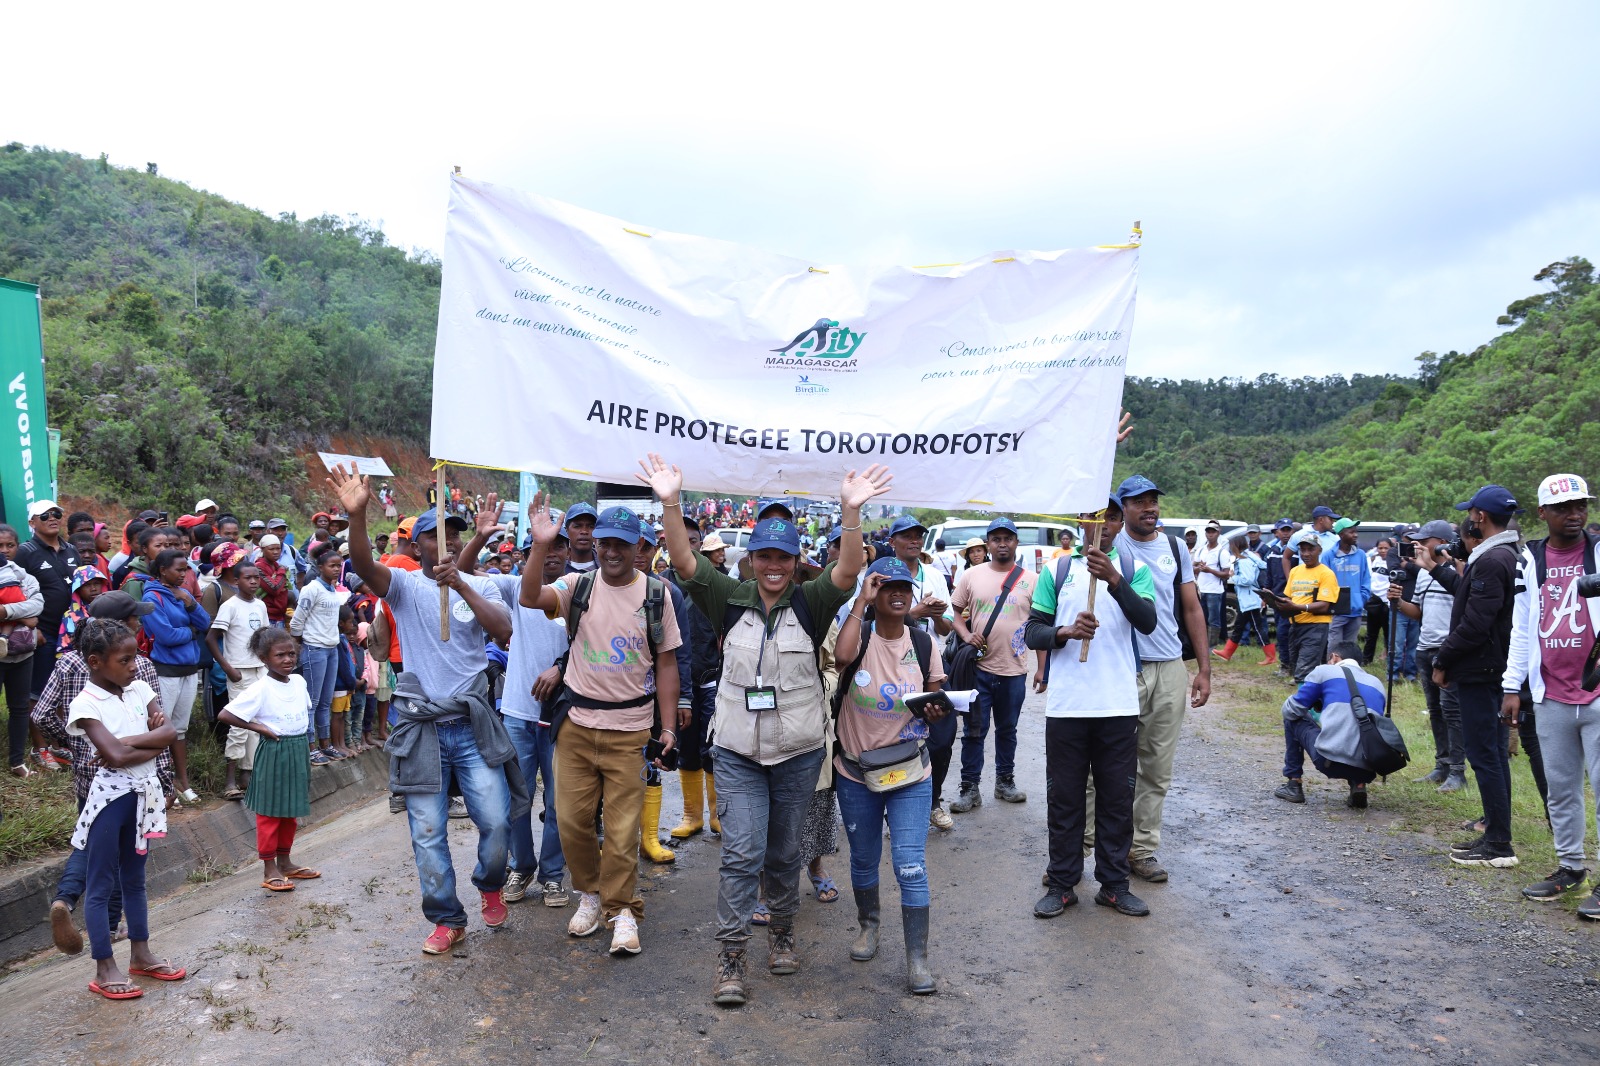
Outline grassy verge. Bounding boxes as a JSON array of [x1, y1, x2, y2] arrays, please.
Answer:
[[1212, 645, 1599, 915]]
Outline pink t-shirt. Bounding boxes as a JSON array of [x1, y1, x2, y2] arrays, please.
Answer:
[[554, 572, 682, 732], [1538, 540, 1596, 704], [835, 627, 946, 785], [949, 564, 1036, 676]]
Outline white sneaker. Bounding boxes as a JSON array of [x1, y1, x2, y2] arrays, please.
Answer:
[[930, 803, 954, 831], [608, 907, 641, 955], [567, 892, 602, 937]]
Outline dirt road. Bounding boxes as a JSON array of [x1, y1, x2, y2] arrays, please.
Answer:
[[2, 674, 1596, 1065]]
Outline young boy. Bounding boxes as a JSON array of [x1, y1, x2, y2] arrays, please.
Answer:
[[1280, 532, 1340, 683], [209, 560, 269, 799]]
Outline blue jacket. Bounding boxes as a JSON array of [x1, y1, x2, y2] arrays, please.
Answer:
[[1324, 544, 1371, 617], [336, 635, 359, 691], [1282, 661, 1387, 768], [140, 583, 212, 669]]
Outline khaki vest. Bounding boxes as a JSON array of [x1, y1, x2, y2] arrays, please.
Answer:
[[712, 605, 826, 766]]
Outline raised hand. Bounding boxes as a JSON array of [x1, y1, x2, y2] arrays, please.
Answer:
[[1116, 409, 1134, 445], [635, 453, 685, 506], [327, 463, 372, 517], [475, 492, 505, 538], [525, 491, 561, 547], [840, 464, 893, 511]]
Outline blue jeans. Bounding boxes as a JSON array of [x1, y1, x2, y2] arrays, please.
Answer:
[[960, 670, 1026, 785], [84, 793, 149, 961], [403, 720, 511, 927], [55, 795, 122, 936], [712, 745, 824, 942], [298, 643, 338, 742], [1282, 716, 1375, 785], [504, 715, 565, 884], [836, 774, 932, 907], [1200, 592, 1224, 634], [1391, 615, 1420, 679]]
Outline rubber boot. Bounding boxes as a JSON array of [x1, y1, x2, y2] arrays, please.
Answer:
[[672, 769, 705, 838], [1259, 643, 1278, 666], [640, 784, 676, 864], [1213, 640, 1239, 662], [849, 887, 881, 961], [902, 905, 936, 994], [706, 772, 721, 835]]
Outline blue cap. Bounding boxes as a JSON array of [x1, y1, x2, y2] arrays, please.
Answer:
[[756, 497, 794, 521], [748, 517, 801, 555], [1455, 485, 1523, 516], [1115, 474, 1164, 502], [986, 517, 1018, 537], [826, 525, 844, 544], [866, 556, 916, 586], [1311, 505, 1339, 520], [888, 515, 927, 537], [1273, 518, 1294, 531], [564, 502, 599, 523], [593, 506, 644, 545], [639, 525, 658, 547], [410, 510, 469, 538]]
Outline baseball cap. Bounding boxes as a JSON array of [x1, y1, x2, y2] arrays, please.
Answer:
[[986, 517, 1018, 537], [175, 514, 204, 530], [1538, 473, 1593, 507], [1331, 517, 1360, 534], [747, 517, 801, 556], [564, 502, 599, 523], [1246, 524, 1261, 534], [1289, 529, 1320, 550], [395, 516, 415, 538], [268, 517, 288, 530], [409, 510, 469, 538], [639, 524, 658, 547], [138, 509, 161, 522], [593, 506, 644, 545], [1272, 518, 1294, 531], [1311, 505, 1339, 520], [756, 497, 794, 521], [27, 499, 61, 519], [1204, 520, 1221, 531], [1407, 520, 1456, 542], [888, 515, 927, 537], [89, 590, 155, 620], [258, 534, 281, 548], [195, 498, 218, 512], [1455, 485, 1523, 517], [248, 519, 266, 530], [1115, 474, 1164, 502], [865, 556, 916, 586], [826, 525, 844, 545]]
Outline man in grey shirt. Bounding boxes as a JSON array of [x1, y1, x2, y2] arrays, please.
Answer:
[[1392, 520, 1464, 792]]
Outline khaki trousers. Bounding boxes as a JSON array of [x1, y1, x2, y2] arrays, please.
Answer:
[[1083, 657, 1189, 861], [555, 721, 650, 919]]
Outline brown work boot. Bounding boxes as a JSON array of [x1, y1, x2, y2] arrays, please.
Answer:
[[767, 922, 798, 974], [1129, 856, 1168, 883], [713, 947, 748, 1006]]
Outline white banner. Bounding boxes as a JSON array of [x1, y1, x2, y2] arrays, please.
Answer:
[[317, 452, 393, 477], [431, 177, 1138, 514]]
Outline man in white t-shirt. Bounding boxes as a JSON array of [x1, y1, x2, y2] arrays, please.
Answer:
[[1193, 521, 1231, 649]]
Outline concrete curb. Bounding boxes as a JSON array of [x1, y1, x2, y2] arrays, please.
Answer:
[[0, 747, 392, 964]]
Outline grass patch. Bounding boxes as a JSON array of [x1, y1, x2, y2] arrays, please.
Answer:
[[187, 856, 236, 884]]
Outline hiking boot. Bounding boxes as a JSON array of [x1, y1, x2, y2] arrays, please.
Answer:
[[1129, 856, 1168, 883], [1346, 783, 1368, 809], [1094, 886, 1151, 917], [930, 802, 953, 831], [1437, 770, 1467, 793], [1034, 886, 1078, 918], [422, 925, 465, 955], [850, 887, 881, 961], [994, 776, 1027, 803], [49, 900, 83, 956], [542, 880, 570, 908], [713, 947, 749, 1006], [502, 871, 530, 904], [608, 908, 641, 955], [949, 783, 983, 813], [481, 890, 508, 928], [389, 793, 407, 814], [1415, 764, 1448, 785], [568, 891, 603, 937], [1450, 841, 1519, 869], [1523, 867, 1589, 902], [449, 795, 469, 819], [767, 922, 798, 974], [1579, 888, 1600, 921], [1273, 779, 1306, 804]]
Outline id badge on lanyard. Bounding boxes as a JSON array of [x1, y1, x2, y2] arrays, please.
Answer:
[[745, 627, 778, 712]]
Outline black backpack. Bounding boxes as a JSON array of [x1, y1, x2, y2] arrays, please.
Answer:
[[540, 571, 669, 735], [831, 617, 934, 720], [1342, 666, 1408, 777]]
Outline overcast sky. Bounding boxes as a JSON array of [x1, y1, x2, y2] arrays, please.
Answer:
[[10, 2, 1599, 381]]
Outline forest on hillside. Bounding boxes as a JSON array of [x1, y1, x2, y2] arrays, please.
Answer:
[[1, 145, 1591, 528]]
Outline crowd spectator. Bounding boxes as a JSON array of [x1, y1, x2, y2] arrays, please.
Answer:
[[1192, 521, 1230, 648], [1392, 520, 1467, 793]]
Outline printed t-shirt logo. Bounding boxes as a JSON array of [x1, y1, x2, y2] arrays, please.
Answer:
[[766, 317, 865, 373], [451, 598, 476, 623]]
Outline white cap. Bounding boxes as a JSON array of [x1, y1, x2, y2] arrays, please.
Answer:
[[26, 499, 60, 519], [258, 534, 281, 548], [195, 498, 218, 512], [1538, 473, 1593, 507]]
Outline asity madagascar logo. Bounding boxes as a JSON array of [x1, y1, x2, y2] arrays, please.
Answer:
[[765, 318, 866, 373]]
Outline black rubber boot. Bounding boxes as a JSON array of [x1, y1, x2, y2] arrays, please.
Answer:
[[902, 905, 935, 994], [850, 887, 880, 961]]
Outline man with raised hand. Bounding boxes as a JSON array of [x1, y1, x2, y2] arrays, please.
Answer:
[[561, 503, 600, 574], [327, 465, 522, 957], [638, 452, 891, 1008]]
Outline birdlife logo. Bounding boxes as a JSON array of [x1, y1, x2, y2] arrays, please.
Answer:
[[766, 318, 865, 373], [795, 374, 830, 395]]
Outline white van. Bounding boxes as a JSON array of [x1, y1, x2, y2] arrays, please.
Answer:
[[920, 520, 1072, 575]]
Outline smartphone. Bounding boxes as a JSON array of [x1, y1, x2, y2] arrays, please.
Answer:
[[644, 738, 679, 771]]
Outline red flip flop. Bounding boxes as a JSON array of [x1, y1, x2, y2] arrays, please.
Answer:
[[128, 963, 186, 981], [88, 980, 144, 1000]]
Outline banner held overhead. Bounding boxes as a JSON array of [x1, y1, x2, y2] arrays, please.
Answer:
[[431, 177, 1137, 514], [0, 278, 48, 528]]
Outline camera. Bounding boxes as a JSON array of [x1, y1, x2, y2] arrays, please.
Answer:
[[1577, 574, 1600, 598], [1398, 541, 1415, 560], [1447, 538, 1470, 562]]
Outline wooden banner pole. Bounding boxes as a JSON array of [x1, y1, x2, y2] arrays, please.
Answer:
[[436, 463, 451, 642]]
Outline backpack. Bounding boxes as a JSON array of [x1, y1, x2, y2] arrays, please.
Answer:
[[1051, 550, 1142, 673], [540, 570, 668, 735], [1156, 534, 1197, 661], [830, 617, 934, 720], [1341, 666, 1408, 777]]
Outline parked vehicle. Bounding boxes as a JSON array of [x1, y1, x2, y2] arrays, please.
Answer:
[[920, 520, 1071, 575]]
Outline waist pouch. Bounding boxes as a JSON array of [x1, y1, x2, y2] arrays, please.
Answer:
[[846, 740, 927, 793]]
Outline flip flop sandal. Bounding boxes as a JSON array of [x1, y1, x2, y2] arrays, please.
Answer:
[[221, 788, 246, 801], [262, 878, 296, 892], [88, 981, 143, 1000], [751, 901, 770, 926], [809, 874, 840, 903], [285, 868, 322, 879], [129, 963, 186, 981]]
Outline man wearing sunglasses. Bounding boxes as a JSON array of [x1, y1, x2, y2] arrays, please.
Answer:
[[15, 499, 84, 704]]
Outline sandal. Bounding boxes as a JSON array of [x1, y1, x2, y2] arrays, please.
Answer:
[[809, 873, 840, 903], [9, 764, 35, 778], [284, 867, 321, 880], [87, 980, 143, 1000], [262, 878, 295, 892], [221, 787, 246, 801], [128, 962, 186, 981], [751, 900, 770, 926]]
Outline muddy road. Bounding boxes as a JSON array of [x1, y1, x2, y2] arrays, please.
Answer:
[[2, 673, 1597, 1065]]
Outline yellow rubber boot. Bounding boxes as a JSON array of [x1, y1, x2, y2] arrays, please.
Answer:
[[706, 771, 721, 835], [671, 769, 705, 838], [640, 784, 676, 864]]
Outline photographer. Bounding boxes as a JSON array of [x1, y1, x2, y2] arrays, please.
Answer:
[[1392, 521, 1466, 792], [1434, 486, 1523, 869], [1502, 474, 1600, 917]]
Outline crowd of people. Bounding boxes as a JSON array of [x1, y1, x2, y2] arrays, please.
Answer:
[[5, 455, 1599, 1004]]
